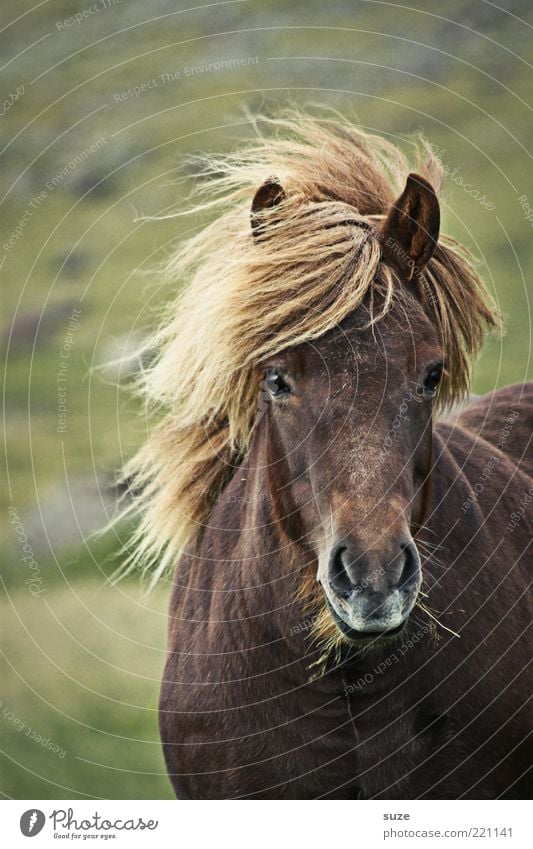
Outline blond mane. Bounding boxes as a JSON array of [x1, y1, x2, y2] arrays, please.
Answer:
[[121, 111, 498, 584]]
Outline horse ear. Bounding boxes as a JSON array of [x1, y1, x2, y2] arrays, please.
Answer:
[[379, 173, 440, 281], [251, 178, 286, 239]]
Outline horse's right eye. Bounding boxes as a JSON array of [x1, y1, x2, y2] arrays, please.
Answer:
[[264, 369, 291, 398], [422, 363, 444, 398]]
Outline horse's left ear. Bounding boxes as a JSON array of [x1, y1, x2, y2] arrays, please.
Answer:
[[251, 177, 286, 239], [379, 173, 440, 281]]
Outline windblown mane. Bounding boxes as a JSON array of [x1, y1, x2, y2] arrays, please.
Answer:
[[121, 111, 498, 583]]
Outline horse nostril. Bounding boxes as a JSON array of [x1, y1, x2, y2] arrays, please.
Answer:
[[328, 544, 354, 599], [399, 542, 419, 591]]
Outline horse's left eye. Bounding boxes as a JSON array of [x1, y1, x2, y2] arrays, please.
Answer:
[[423, 364, 444, 397], [264, 369, 291, 398]]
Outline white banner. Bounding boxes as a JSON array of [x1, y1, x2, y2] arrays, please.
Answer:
[[0, 800, 529, 848]]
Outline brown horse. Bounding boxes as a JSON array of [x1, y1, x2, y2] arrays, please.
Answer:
[[124, 114, 532, 798]]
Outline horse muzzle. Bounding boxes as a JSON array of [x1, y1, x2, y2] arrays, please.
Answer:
[[319, 536, 422, 640]]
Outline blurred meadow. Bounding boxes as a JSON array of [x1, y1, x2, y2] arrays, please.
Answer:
[[1, 0, 532, 798]]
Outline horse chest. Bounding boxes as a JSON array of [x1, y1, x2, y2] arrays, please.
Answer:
[[345, 683, 461, 799], [161, 633, 451, 799], [163, 584, 468, 799], [161, 673, 350, 797]]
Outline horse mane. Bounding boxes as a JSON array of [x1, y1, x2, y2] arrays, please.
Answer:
[[120, 110, 498, 584]]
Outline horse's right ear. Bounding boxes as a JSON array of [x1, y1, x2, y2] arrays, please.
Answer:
[[251, 178, 286, 239], [379, 173, 440, 281]]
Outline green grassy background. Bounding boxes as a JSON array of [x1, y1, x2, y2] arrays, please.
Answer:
[[1, 0, 532, 798]]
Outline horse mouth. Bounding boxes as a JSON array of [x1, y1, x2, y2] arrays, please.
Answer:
[[326, 599, 408, 644]]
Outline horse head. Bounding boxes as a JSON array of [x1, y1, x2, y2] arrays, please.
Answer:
[[254, 174, 442, 642]]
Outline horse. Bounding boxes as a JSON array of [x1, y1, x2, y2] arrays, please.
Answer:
[[123, 113, 533, 799]]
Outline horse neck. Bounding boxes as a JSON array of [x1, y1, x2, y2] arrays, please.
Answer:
[[198, 432, 312, 645]]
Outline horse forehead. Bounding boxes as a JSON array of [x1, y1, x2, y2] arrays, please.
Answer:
[[314, 315, 439, 373], [321, 315, 409, 353], [285, 312, 436, 378], [310, 332, 403, 376]]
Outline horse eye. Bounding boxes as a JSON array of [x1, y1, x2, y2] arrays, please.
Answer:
[[423, 364, 444, 397], [264, 369, 291, 398]]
